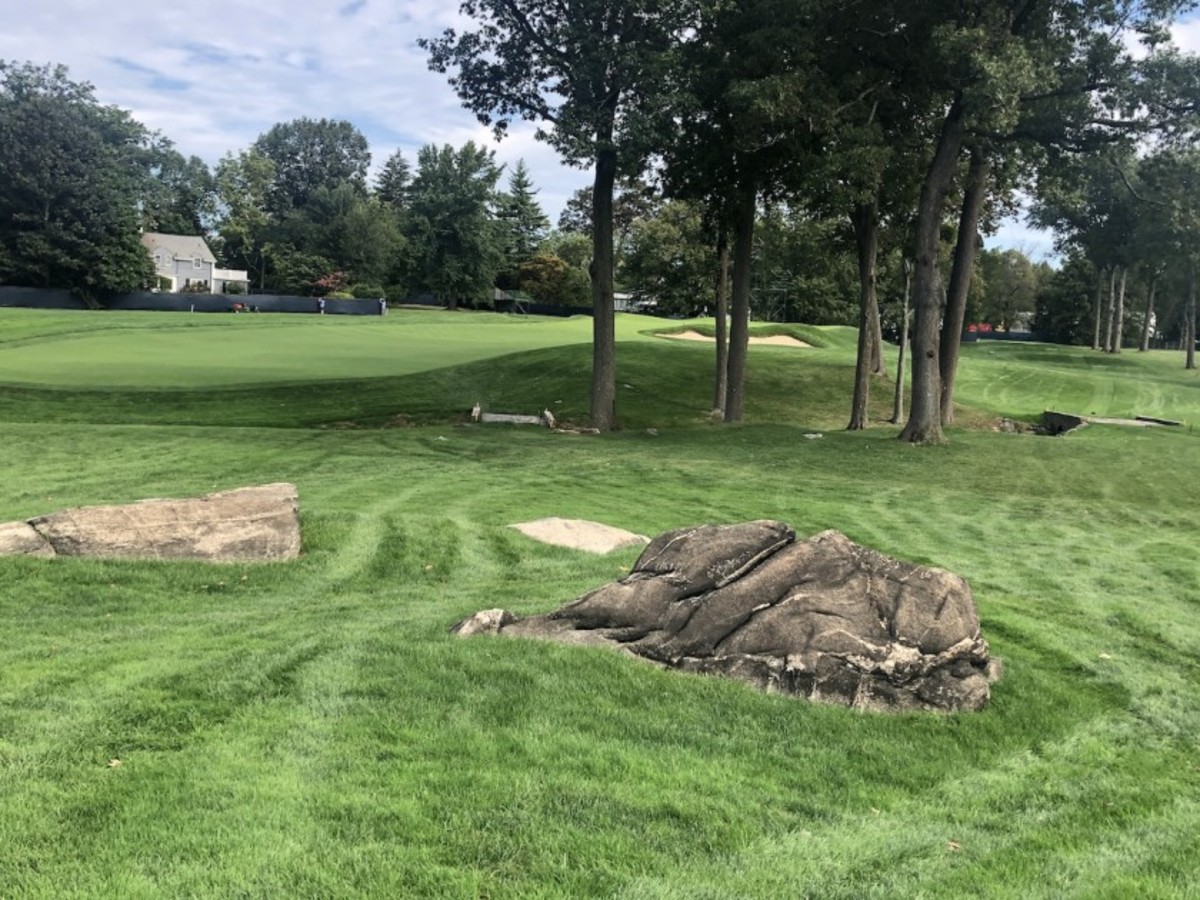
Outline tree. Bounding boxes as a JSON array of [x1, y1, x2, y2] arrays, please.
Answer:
[[375, 150, 412, 209], [519, 252, 591, 307], [139, 143, 216, 236], [252, 117, 370, 217], [214, 148, 275, 291], [1033, 252, 1097, 345], [975, 248, 1045, 330], [898, 0, 1191, 443], [1032, 150, 1141, 353], [0, 61, 153, 303], [422, 0, 699, 431], [1138, 149, 1200, 369], [660, 0, 840, 422], [496, 160, 549, 288], [620, 200, 715, 315], [543, 231, 593, 270], [300, 182, 403, 289], [406, 142, 504, 309]]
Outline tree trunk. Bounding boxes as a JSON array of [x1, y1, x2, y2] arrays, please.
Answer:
[[848, 199, 880, 430], [1139, 273, 1157, 352], [1110, 266, 1126, 353], [939, 148, 991, 425], [1188, 262, 1197, 371], [724, 187, 756, 423], [891, 260, 912, 424], [869, 304, 885, 376], [1092, 268, 1105, 351], [1102, 267, 1115, 353], [589, 146, 618, 431], [900, 103, 965, 444], [713, 230, 730, 416]]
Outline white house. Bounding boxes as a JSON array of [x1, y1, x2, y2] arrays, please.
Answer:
[[141, 233, 250, 294]]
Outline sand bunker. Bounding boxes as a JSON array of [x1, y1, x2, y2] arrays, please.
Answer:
[[509, 518, 650, 554], [659, 330, 811, 348]]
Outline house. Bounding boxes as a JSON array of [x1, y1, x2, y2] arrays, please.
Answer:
[[141, 233, 250, 294]]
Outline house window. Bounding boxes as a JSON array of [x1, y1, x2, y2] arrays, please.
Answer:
[[154, 253, 163, 268], [193, 257, 202, 269]]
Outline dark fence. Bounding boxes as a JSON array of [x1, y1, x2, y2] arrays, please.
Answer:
[[0, 286, 89, 310], [0, 286, 594, 318], [0, 286, 384, 315]]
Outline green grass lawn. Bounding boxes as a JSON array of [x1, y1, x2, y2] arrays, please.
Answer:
[[1, 307, 1198, 898]]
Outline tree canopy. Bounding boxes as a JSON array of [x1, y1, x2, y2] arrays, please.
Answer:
[[0, 61, 154, 303]]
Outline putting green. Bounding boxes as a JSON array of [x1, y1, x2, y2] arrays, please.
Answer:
[[0, 309, 670, 388]]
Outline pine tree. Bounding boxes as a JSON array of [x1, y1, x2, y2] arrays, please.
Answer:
[[496, 160, 549, 288]]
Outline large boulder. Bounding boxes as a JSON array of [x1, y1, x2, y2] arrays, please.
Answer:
[[0, 483, 300, 563], [454, 522, 998, 713]]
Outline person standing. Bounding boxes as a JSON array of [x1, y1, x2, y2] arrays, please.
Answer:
[[317, 297, 326, 315]]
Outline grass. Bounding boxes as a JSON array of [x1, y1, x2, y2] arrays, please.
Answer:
[[1, 307, 1198, 898]]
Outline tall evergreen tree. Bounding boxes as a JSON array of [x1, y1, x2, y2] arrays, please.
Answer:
[[496, 160, 549, 287], [375, 150, 412, 209]]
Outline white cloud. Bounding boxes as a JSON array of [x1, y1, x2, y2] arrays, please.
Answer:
[[985, 218, 1059, 264], [1172, 15, 1200, 53], [0, 0, 584, 219]]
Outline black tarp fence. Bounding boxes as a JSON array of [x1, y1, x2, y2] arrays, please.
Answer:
[[0, 286, 594, 318], [0, 286, 385, 315]]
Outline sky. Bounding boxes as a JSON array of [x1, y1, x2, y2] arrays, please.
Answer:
[[2, 2, 1197, 263]]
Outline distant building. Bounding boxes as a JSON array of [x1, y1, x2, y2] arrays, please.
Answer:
[[141, 233, 249, 294]]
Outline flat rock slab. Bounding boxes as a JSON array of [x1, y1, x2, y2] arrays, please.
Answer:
[[1, 483, 300, 562], [457, 522, 999, 713], [509, 518, 650, 554]]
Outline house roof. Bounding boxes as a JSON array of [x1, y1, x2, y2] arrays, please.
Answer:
[[141, 232, 216, 262]]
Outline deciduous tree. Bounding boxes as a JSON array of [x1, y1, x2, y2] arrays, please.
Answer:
[[0, 61, 153, 304], [405, 142, 503, 309], [252, 117, 370, 217], [422, 0, 699, 430]]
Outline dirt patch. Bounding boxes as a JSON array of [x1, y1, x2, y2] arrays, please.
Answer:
[[509, 518, 650, 554], [659, 330, 811, 348]]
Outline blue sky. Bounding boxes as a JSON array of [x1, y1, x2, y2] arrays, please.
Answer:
[[2, 1, 1197, 261]]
